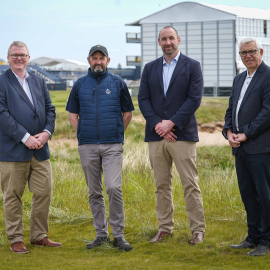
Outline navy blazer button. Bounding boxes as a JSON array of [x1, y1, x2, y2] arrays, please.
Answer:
[[164, 111, 167, 113], [35, 115, 38, 118], [162, 99, 165, 101]]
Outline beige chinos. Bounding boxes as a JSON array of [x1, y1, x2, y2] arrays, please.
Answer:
[[0, 156, 52, 244], [149, 140, 205, 235]]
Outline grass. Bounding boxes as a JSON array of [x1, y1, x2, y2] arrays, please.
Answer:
[[1, 91, 270, 269]]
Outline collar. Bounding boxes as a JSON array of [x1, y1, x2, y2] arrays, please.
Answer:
[[163, 50, 181, 65], [246, 69, 257, 79], [11, 70, 29, 80], [88, 68, 109, 79]]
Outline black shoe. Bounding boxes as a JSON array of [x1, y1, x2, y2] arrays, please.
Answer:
[[86, 236, 111, 249], [230, 240, 256, 249], [246, 245, 270, 256], [113, 237, 132, 251]]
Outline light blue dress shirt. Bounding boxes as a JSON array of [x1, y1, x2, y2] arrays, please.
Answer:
[[163, 51, 180, 96]]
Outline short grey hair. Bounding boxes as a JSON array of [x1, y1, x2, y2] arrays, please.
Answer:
[[8, 41, 29, 55], [239, 38, 263, 51]]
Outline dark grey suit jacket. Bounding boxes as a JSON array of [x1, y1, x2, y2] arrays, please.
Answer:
[[0, 69, 56, 161], [223, 61, 270, 155]]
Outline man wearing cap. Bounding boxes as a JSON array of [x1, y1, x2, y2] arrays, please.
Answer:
[[66, 45, 134, 251]]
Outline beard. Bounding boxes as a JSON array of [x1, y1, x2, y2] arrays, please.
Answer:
[[93, 64, 104, 74]]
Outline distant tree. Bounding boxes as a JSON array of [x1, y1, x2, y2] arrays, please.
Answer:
[[117, 63, 122, 69]]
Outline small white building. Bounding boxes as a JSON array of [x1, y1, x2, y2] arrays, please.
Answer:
[[126, 2, 270, 96]]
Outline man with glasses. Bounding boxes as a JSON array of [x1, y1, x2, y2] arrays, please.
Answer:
[[223, 37, 270, 256], [0, 41, 61, 254]]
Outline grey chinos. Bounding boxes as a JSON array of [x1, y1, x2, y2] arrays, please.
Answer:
[[78, 143, 125, 238]]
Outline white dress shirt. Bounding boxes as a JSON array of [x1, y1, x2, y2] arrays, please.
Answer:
[[12, 70, 51, 143], [235, 70, 256, 131]]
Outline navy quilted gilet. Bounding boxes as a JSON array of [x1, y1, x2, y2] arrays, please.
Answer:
[[77, 69, 124, 145]]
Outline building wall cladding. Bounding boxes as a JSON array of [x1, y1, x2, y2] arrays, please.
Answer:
[[141, 20, 235, 89]]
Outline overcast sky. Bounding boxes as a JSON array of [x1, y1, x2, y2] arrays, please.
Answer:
[[1, 0, 270, 68]]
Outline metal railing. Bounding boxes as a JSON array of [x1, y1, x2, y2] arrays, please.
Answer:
[[126, 33, 141, 43], [126, 56, 141, 66]]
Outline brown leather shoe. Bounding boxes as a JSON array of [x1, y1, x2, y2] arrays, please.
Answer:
[[31, 237, 62, 247], [10, 241, 29, 254], [150, 231, 172, 243], [190, 233, 204, 245]]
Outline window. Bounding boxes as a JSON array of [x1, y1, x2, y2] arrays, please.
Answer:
[[264, 20, 267, 37]]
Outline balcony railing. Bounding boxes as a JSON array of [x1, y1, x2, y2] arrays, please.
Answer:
[[126, 33, 141, 43], [126, 56, 141, 66]]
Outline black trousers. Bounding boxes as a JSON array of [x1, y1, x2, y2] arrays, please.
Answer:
[[235, 146, 270, 245]]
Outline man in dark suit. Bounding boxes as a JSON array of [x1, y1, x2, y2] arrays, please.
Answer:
[[138, 26, 205, 244], [0, 41, 61, 254], [223, 38, 270, 256]]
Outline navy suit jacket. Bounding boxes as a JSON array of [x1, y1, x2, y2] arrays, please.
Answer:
[[0, 69, 56, 161], [138, 53, 203, 142], [223, 61, 270, 155]]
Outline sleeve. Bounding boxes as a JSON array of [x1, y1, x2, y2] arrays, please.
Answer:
[[138, 64, 163, 130], [43, 78, 56, 135], [119, 78, 134, 112], [222, 78, 235, 140], [169, 61, 203, 130], [0, 80, 28, 143], [66, 80, 80, 114], [243, 75, 270, 139]]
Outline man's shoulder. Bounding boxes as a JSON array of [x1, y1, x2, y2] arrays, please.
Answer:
[[28, 72, 46, 84]]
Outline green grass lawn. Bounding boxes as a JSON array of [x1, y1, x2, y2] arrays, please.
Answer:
[[1, 92, 269, 269]]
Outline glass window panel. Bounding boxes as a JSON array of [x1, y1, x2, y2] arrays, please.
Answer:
[[204, 65, 217, 70], [143, 37, 157, 43], [219, 29, 233, 34], [187, 36, 201, 41], [219, 58, 233, 64], [203, 42, 217, 48], [187, 30, 202, 35], [219, 64, 232, 69], [219, 34, 233, 40], [219, 75, 234, 81], [204, 75, 217, 81], [188, 23, 201, 30], [204, 54, 217, 59], [203, 23, 217, 30], [219, 22, 233, 28], [204, 59, 217, 64], [143, 56, 156, 61], [188, 48, 202, 54], [204, 48, 217, 53], [142, 31, 156, 38], [219, 70, 234, 75], [142, 24, 156, 32], [203, 35, 217, 41], [203, 29, 217, 35], [143, 50, 156, 56], [143, 44, 156, 50], [203, 70, 217, 76], [219, 48, 233, 54], [188, 43, 201, 49], [219, 43, 233, 48]]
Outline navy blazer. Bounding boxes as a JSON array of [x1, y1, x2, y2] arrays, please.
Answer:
[[223, 61, 270, 155], [138, 53, 203, 142], [0, 69, 56, 161]]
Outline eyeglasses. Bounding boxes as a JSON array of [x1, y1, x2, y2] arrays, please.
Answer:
[[8, 54, 29, 59], [239, 49, 260, 57]]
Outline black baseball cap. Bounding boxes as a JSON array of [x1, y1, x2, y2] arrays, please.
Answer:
[[89, 45, 108, 57]]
